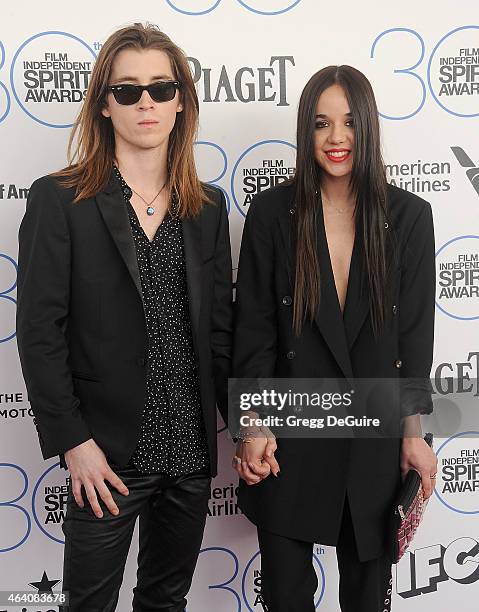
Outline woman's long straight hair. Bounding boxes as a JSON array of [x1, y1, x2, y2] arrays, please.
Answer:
[[53, 23, 209, 216], [292, 65, 389, 336]]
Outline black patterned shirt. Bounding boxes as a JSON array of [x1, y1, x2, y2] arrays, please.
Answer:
[[113, 165, 210, 476]]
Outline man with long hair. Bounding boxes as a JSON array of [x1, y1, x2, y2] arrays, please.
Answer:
[[16, 23, 232, 611]]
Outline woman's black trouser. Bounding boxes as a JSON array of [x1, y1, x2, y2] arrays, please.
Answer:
[[257, 497, 393, 612]]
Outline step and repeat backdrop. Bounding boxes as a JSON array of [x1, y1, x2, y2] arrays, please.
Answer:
[[0, 1, 478, 610]]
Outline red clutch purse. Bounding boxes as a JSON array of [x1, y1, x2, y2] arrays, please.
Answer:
[[388, 433, 434, 563]]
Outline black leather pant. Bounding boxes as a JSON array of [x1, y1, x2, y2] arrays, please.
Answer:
[[257, 498, 393, 612], [60, 464, 211, 612]]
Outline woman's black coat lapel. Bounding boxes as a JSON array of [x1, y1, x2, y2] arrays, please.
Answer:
[[276, 192, 370, 382]]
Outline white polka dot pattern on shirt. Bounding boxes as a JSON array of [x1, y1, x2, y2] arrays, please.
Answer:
[[113, 165, 210, 477]]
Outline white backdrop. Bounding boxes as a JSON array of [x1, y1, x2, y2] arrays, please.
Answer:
[[0, 1, 478, 610]]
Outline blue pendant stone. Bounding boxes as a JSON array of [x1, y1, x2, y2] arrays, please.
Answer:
[[146, 206, 155, 216]]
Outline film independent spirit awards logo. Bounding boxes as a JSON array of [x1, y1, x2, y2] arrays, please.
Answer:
[[428, 25, 479, 117], [231, 140, 296, 217], [242, 550, 325, 610], [10, 31, 95, 127], [32, 463, 70, 544], [434, 432, 479, 515], [435, 145, 479, 321]]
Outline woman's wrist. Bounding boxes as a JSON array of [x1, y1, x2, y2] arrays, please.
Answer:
[[401, 414, 423, 439], [237, 429, 260, 443]]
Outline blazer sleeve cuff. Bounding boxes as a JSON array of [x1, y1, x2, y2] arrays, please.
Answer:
[[400, 378, 434, 417]]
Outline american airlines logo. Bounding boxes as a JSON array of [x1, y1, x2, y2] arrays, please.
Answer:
[[451, 147, 479, 196]]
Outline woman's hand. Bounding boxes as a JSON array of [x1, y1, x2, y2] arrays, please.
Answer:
[[400, 437, 438, 499], [232, 421, 280, 485]]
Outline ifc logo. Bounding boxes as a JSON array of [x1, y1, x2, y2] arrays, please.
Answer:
[[166, 0, 302, 16], [231, 140, 296, 217], [242, 550, 325, 610], [10, 31, 96, 128], [435, 235, 479, 320]]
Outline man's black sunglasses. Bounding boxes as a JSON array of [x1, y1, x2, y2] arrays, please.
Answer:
[[107, 80, 181, 105]]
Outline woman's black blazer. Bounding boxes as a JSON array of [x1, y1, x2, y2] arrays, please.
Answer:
[[233, 182, 435, 561], [16, 172, 233, 477]]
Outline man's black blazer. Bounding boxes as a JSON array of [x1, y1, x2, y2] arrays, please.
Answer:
[[233, 182, 435, 560], [16, 172, 233, 477]]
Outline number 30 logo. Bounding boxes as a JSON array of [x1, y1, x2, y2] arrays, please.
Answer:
[[371, 25, 479, 120], [0, 253, 17, 344]]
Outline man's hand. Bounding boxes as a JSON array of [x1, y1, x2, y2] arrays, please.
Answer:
[[64, 439, 129, 518], [401, 437, 438, 499]]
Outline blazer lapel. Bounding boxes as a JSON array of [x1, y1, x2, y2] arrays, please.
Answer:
[[276, 187, 296, 286], [95, 172, 143, 301], [182, 214, 203, 357], [314, 202, 354, 381], [343, 225, 370, 349]]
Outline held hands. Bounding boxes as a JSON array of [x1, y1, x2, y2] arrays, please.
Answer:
[[400, 437, 438, 499], [232, 412, 280, 485], [64, 438, 129, 518]]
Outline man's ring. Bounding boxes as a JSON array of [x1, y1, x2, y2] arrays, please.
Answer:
[[233, 456, 242, 464]]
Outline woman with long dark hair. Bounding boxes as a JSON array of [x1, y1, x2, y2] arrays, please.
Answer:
[[232, 66, 437, 611]]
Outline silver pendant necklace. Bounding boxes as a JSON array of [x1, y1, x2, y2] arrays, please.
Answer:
[[130, 183, 166, 216], [113, 162, 166, 216]]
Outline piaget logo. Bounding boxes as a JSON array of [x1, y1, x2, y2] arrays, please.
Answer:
[[433, 351, 479, 396], [188, 56, 295, 106]]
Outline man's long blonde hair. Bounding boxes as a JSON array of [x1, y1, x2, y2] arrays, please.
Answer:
[[54, 23, 208, 216]]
